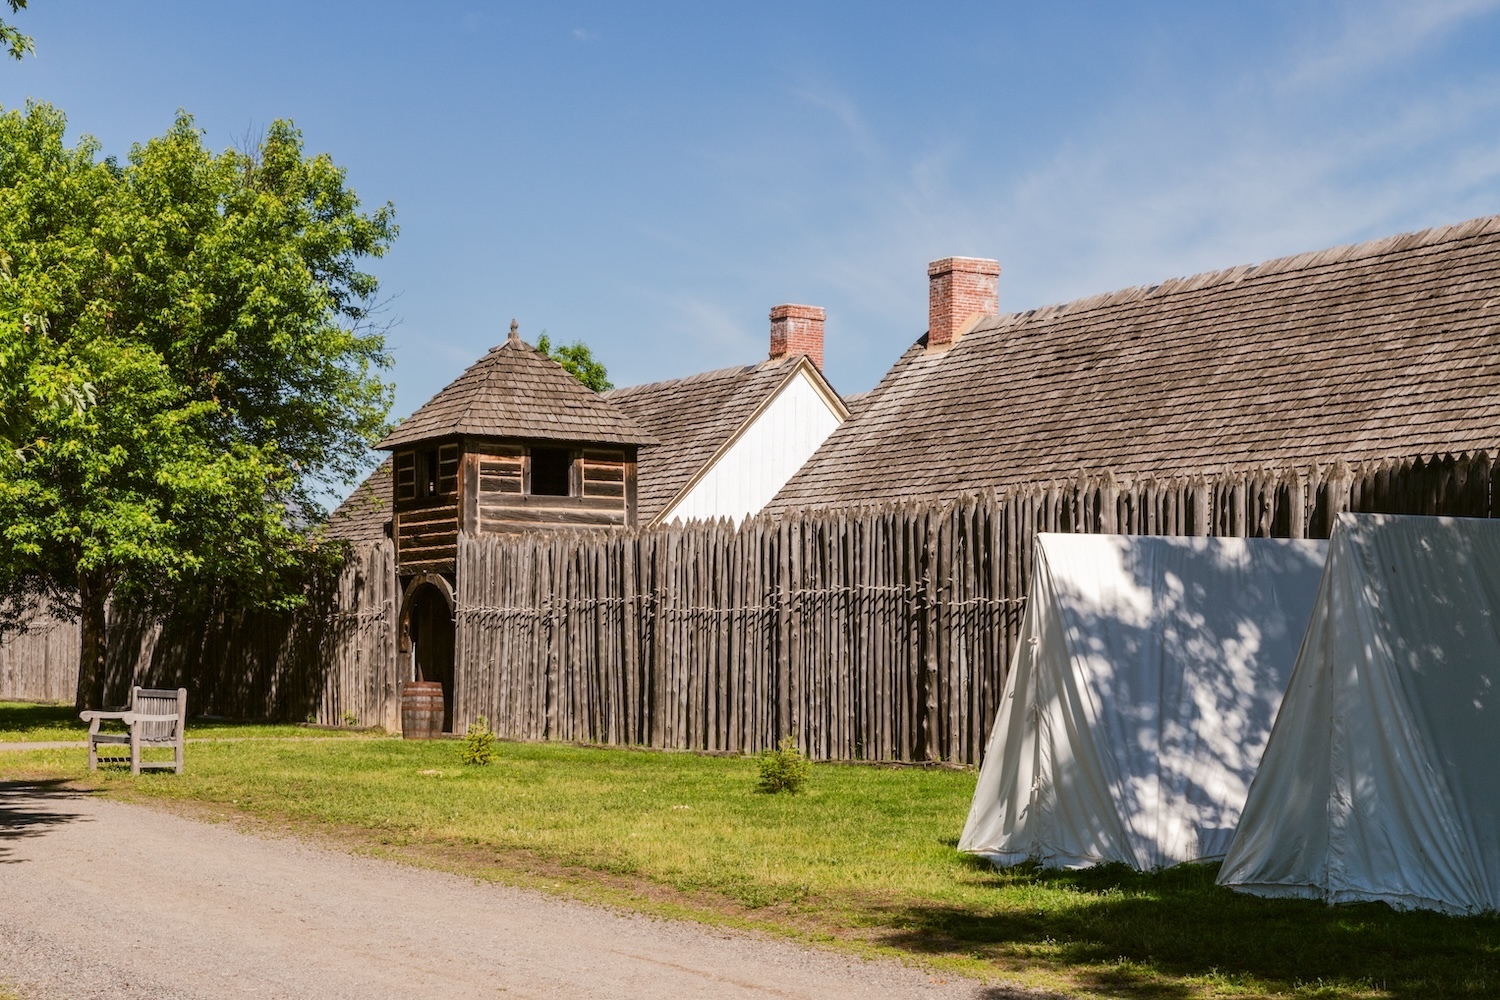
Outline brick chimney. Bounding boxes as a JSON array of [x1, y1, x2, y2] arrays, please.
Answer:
[[927, 257, 1000, 350], [769, 304, 825, 371]]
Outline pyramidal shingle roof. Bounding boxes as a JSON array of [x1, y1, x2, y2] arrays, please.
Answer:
[[377, 335, 653, 450], [768, 213, 1500, 512]]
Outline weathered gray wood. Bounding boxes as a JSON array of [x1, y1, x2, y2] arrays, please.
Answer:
[[7, 457, 1499, 762], [438, 458, 1498, 763], [81, 686, 187, 775]]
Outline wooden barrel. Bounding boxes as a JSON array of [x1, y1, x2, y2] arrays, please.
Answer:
[[401, 681, 445, 739]]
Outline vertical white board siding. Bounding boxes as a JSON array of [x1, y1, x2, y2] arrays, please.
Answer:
[[663, 372, 843, 524]]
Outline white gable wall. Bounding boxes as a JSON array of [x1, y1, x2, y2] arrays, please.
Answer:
[[661, 369, 843, 525]]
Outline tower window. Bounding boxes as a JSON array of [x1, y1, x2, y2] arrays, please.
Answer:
[[530, 448, 572, 496]]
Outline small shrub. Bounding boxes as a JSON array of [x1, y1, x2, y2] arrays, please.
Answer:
[[757, 736, 810, 794], [341, 710, 358, 727], [461, 715, 497, 765]]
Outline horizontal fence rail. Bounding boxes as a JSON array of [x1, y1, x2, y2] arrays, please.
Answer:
[[2, 453, 1494, 763]]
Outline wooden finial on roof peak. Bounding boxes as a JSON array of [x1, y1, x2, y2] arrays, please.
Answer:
[[508, 318, 520, 344]]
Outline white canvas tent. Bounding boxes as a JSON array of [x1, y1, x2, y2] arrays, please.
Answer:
[[1218, 514, 1500, 914], [960, 533, 1326, 870]]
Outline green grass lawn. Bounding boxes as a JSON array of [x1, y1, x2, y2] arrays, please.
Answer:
[[1, 703, 1496, 999]]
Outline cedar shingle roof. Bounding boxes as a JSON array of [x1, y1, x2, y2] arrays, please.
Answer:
[[324, 459, 391, 543], [378, 338, 652, 450], [606, 357, 811, 523], [768, 214, 1500, 512], [841, 391, 874, 418]]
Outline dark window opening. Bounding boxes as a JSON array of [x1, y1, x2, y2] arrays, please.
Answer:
[[530, 448, 573, 496], [395, 451, 416, 501], [422, 448, 440, 497]]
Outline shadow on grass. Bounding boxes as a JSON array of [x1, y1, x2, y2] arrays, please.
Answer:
[[0, 701, 82, 737], [876, 860, 1500, 999], [0, 700, 330, 738], [0, 779, 95, 863]]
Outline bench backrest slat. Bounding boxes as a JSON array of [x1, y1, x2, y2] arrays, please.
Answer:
[[133, 688, 184, 742]]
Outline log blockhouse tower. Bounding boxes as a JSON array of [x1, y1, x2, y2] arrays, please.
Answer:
[[370, 321, 654, 729], [332, 315, 849, 731]]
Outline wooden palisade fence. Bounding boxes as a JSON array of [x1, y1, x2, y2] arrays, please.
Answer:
[[1, 540, 402, 729], [2, 454, 1495, 763], [454, 453, 1497, 764], [0, 596, 82, 704]]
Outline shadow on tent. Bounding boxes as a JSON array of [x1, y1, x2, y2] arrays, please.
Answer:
[[964, 535, 1326, 870]]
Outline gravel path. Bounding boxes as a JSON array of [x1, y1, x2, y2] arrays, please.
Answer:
[[0, 782, 1019, 999]]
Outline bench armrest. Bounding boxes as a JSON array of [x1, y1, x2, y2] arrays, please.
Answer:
[[80, 709, 131, 737]]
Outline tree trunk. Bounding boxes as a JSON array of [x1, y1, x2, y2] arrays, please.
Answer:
[[74, 573, 109, 712]]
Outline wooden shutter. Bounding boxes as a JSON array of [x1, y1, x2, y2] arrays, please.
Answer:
[[438, 443, 459, 495], [395, 451, 417, 501]]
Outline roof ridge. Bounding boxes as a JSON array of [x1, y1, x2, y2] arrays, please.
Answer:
[[606, 358, 782, 398], [979, 213, 1500, 331], [766, 208, 1500, 513], [639, 361, 815, 525]]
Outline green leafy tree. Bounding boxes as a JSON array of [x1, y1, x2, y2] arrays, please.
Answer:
[[1, 1, 33, 61], [0, 102, 396, 709], [536, 331, 613, 392]]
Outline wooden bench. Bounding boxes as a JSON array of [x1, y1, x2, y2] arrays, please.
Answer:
[[80, 686, 187, 775]]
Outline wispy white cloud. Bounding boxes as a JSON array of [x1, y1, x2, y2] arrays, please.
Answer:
[[784, 81, 884, 162], [1280, 0, 1500, 93], [764, 7, 1500, 322], [607, 285, 761, 386], [994, 50, 1500, 308], [596, 5, 1500, 392]]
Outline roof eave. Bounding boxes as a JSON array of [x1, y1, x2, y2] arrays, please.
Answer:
[[377, 427, 656, 451]]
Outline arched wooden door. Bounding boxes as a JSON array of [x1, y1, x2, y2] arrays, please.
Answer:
[[406, 582, 456, 733]]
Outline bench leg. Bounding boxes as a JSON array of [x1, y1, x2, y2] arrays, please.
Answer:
[[129, 729, 140, 777], [87, 740, 97, 772], [174, 741, 183, 775]]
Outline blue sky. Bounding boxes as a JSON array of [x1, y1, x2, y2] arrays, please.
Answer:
[[5, 1, 1500, 493]]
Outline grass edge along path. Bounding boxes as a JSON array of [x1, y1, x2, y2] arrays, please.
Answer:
[[0, 699, 383, 744], [2, 710, 1498, 999]]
